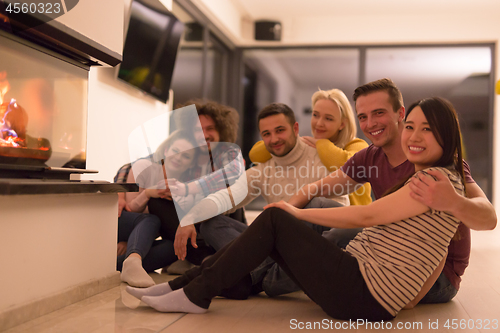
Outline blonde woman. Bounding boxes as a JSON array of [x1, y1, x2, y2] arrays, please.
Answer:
[[249, 89, 371, 205]]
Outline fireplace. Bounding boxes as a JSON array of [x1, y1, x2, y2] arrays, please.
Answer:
[[0, 8, 133, 193], [0, 32, 88, 179], [0, 4, 133, 331]]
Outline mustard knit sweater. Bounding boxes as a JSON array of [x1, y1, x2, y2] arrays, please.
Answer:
[[249, 138, 372, 206]]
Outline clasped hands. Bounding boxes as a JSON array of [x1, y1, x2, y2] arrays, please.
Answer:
[[145, 179, 173, 200]]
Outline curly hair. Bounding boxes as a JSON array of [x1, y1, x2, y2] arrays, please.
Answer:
[[174, 99, 239, 143]]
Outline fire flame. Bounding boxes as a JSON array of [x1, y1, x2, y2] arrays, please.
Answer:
[[0, 136, 21, 147], [0, 72, 24, 148], [0, 72, 50, 152]]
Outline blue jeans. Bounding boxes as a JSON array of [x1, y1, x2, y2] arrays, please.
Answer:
[[116, 211, 176, 273], [321, 227, 458, 304], [199, 197, 344, 296], [419, 272, 458, 303], [200, 214, 248, 251], [322, 227, 363, 249]]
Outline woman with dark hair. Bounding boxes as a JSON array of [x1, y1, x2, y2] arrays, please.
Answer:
[[147, 100, 246, 267], [128, 98, 469, 320], [117, 130, 199, 287]]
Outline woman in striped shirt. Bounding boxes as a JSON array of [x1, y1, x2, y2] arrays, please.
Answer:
[[127, 97, 466, 321]]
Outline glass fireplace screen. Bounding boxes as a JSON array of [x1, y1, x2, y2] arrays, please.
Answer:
[[0, 33, 88, 169]]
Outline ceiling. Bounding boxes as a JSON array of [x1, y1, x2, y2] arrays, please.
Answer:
[[230, 0, 498, 21]]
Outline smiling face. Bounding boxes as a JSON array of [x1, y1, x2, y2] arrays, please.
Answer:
[[401, 106, 443, 171], [355, 91, 404, 149], [311, 99, 345, 142], [164, 138, 196, 176], [194, 115, 220, 152], [259, 113, 298, 157]]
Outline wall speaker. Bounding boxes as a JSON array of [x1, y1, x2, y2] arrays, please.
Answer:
[[254, 20, 281, 41], [184, 22, 203, 41]]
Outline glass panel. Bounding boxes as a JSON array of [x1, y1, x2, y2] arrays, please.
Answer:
[[0, 34, 88, 169], [243, 48, 360, 136], [170, 47, 203, 106], [170, 2, 203, 107], [242, 48, 360, 157], [205, 33, 229, 104], [366, 46, 492, 198], [205, 36, 225, 103]]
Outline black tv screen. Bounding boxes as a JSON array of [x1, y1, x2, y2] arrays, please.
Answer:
[[118, 0, 184, 103]]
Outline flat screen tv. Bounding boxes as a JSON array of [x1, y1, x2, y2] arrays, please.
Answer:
[[118, 0, 184, 103]]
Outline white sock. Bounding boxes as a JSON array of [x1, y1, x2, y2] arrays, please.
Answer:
[[142, 289, 207, 314], [126, 282, 172, 300], [121, 256, 155, 287]]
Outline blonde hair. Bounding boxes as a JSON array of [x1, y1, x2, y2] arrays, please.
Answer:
[[311, 89, 357, 148]]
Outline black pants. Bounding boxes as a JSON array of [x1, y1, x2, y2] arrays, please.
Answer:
[[148, 198, 215, 265], [169, 207, 394, 321], [148, 198, 248, 265]]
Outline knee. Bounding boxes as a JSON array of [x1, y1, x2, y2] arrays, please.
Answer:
[[253, 207, 290, 228], [141, 213, 161, 227]]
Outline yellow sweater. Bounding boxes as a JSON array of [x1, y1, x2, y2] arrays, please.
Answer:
[[249, 138, 372, 206]]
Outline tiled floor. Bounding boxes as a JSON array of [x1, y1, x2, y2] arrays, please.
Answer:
[[4, 214, 500, 333]]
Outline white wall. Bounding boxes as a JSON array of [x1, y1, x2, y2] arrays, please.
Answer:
[[192, 1, 500, 209], [83, 0, 174, 182], [0, 194, 117, 312], [84, 68, 171, 181], [191, 0, 245, 43]]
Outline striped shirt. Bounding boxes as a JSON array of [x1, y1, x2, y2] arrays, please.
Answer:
[[346, 167, 464, 316]]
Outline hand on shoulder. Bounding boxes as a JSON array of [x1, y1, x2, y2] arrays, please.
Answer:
[[408, 168, 461, 212]]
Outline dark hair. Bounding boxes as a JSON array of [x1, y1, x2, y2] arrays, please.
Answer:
[[405, 97, 466, 240], [257, 103, 296, 127], [174, 99, 239, 143], [406, 97, 465, 187], [353, 78, 404, 113], [153, 129, 199, 164]]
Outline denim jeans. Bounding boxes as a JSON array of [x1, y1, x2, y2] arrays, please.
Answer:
[[419, 272, 458, 304], [322, 227, 363, 249], [199, 214, 248, 251], [116, 211, 176, 272]]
